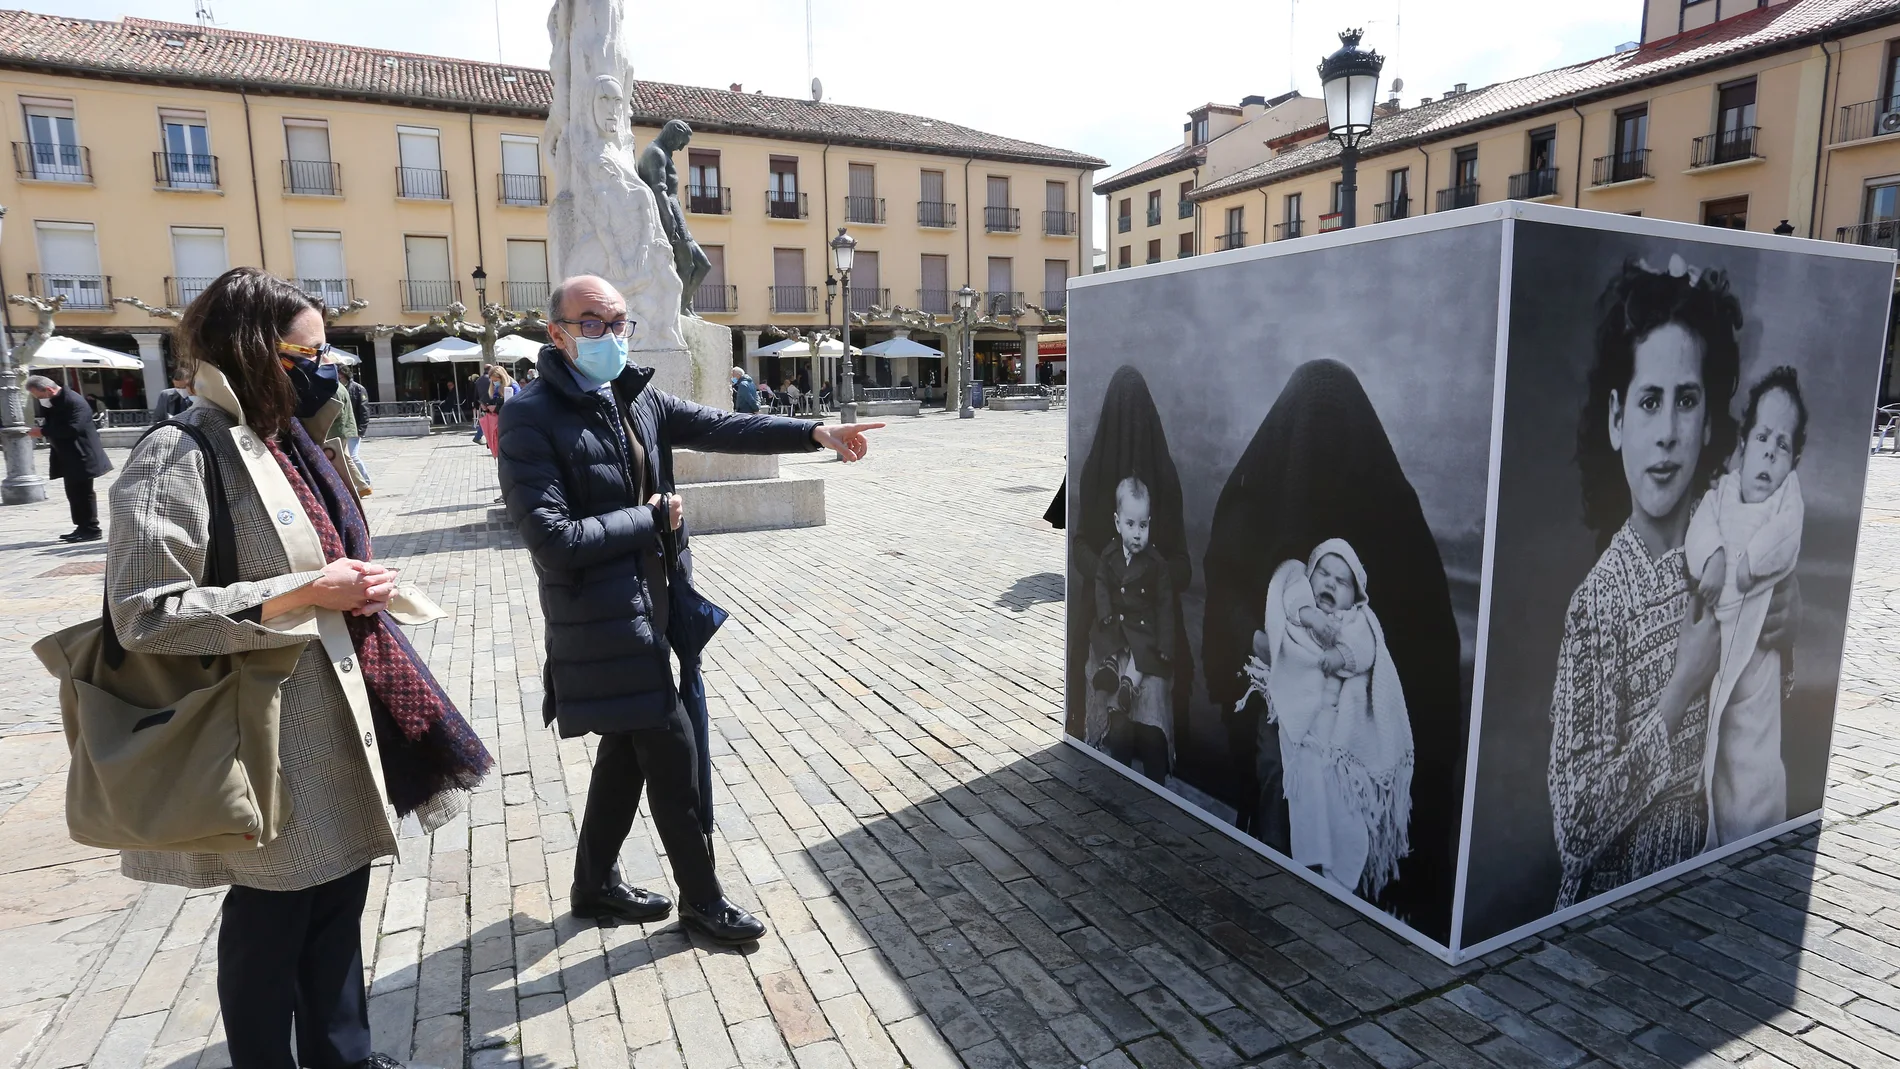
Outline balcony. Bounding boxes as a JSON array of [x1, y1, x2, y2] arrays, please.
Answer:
[[770, 285, 818, 314], [1044, 210, 1077, 236], [1591, 150, 1651, 186], [154, 151, 218, 190], [1178, 199, 1194, 220], [1041, 290, 1067, 313], [27, 273, 111, 310], [1375, 198, 1410, 222], [498, 172, 547, 206], [985, 206, 1021, 232], [848, 287, 890, 314], [397, 166, 449, 199], [767, 190, 808, 219], [1436, 184, 1481, 211], [845, 195, 886, 224], [1838, 220, 1900, 251], [166, 276, 216, 308], [1274, 220, 1301, 240], [1692, 127, 1761, 168], [695, 283, 739, 313], [1116, 215, 1132, 233], [1146, 207, 1162, 226], [918, 201, 957, 228], [1836, 99, 1900, 144], [1220, 230, 1249, 250], [984, 291, 1024, 316], [505, 280, 551, 310], [284, 159, 342, 196], [688, 185, 731, 215], [400, 279, 460, 313], [296, 278, 355, 310], [12, 141, 90, 183], [1508, 168, 1559, 200], [918, 288, 952, 315]]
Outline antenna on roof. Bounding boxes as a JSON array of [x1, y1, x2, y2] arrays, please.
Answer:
[[805, 0, 816, 96], [194, 0, 217, 28], [493, 0, 505, 62], [1288, 0, 1297, 93]]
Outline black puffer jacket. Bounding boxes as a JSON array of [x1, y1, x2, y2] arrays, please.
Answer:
[[497, 348, 820, 736]]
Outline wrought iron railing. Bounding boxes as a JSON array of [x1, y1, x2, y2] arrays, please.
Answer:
[[1837, 99, 1900, 144], [397, 166, 449, 199], [770, 285, 817, 313], [1692, 126, 1761, 168], [1221, 230, 1250, 249], [918, 201, 956, 228], [1838, 220, 1900, 251], [1375, 198, 1410, 222], [1043, 210, 1077, 236], [1592, 150, 1650, 185], [918, 288, 952, 314], [166, 276, 216, 308], [297, 278, 355, 309], [154, 151, 218, 189], [984, 291, 1023, 316], [1146, 207, 1162, 226], [401, 279, 460, 312], [1436, 183, 1481, 211], [1041, 290, 1066, 313], [27, 273, 111, 310], [505, 281, 550, 309], [848, 287, 889, 314], [1116, 215, 1131, 233], [767, 190, 808, 219], [12, 141, 89, 182], [845, 196, 886, 224], [283, 159, 342, 195], [498, 172, 547, 206], [688, 185, 731, 214], [985, 206, 1021, 232], [696, 283, 739, 313], [1274, 221, 1301, 240], [1178, 199, 1195, 219], [1146, 255, 1161, 264], [1508, 169, 1559, 200]]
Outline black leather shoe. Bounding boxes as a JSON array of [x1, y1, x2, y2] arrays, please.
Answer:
[[58, 529, 101, 543], [680, 897, 767, 945], [571, 882, 672, 924], [356, 1055, 405, 1069]]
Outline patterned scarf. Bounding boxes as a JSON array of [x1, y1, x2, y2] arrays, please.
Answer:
[[265, 422, 492, 815]]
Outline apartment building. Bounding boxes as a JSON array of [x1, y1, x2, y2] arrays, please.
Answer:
[[1096, 93, 1325, 269], [0, 9, 1101, 404], [1184, 0, 1900, 400]]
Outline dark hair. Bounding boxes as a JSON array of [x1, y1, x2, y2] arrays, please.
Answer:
[[177, 267, 321, 438], [1576, 258, 1743, 547], [1739, 364, 1807, 461]]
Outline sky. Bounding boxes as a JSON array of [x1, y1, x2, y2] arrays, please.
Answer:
[[51, 0, 1643, 242]]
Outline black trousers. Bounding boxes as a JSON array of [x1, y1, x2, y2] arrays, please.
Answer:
[[64, 473, 97, 532], [218, 866, 372, 1069], [575, 702, 720, 906]]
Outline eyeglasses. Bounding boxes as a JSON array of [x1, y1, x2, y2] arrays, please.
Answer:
[[277, 341, 338, 361], [555, 318, 634, 339]]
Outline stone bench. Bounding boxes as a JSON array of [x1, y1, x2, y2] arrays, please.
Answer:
[[364, 417, 432, 438], [988, 396, 1051, 412], [98, 427, 145, 449], [855, 400, 922, 419]]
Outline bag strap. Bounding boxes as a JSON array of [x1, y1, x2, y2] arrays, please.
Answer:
[[100, 418, 240, 669]]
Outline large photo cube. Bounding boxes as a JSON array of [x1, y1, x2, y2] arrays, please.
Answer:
[[1064, 202, 1893, 961]]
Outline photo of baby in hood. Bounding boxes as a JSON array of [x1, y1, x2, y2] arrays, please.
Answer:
[[1242, 539, 1414, 899], [1685, 365, 1806, 848]]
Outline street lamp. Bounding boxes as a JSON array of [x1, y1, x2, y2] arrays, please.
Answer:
[[955, 283, 978, 420], [0, 205, 46, 504], [830, 226, 858, 423], [1318, 29, 1384, 230]]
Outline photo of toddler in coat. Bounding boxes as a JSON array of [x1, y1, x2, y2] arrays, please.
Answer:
[[1089, 476, 1177, 782]]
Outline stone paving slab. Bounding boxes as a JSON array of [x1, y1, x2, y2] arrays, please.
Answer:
[[0, 412, 1895, 1069]]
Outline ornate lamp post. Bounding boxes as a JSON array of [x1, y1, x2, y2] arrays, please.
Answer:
[[0, 206, 46, 504], [1318, 29, 1384, 230], [830, 226, 858, 424], [824, 273, 837, 411], [956, 284, 978, 420], [470, 265, 493, 364]]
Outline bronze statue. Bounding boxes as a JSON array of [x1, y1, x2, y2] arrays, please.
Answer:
[[637, 119, 713, 315]]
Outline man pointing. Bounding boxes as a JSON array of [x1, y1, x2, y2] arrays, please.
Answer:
[[498, 275, 880, 943]]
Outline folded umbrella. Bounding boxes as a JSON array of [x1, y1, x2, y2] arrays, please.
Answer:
[[661, 514, 728, 840]]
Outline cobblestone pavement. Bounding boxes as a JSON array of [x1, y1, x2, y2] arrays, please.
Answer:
[[1, 410, 1898, 1069]]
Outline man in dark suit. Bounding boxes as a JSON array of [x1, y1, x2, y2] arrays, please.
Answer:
[[25, 375, 112, 542]]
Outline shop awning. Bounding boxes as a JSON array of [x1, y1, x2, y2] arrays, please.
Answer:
[[859, 336, 944, 359], [24, 336, 143, 371]]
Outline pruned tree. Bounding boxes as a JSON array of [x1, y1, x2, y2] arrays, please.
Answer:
[[5, 293, 65, 365]]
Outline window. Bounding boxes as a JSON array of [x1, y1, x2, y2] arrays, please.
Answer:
[[20, 98, 85, 182], [34, 221, 106, 308], [1384, 168, 1410, 219], [1714, 79, 1758, 163], [1117, 245, 1131, 268], [1453, 146, 1479, 188], [986, 257, 1015, 314], [1147, 189, 1162, 226], [1046, 181, 1072, 234], [1703, 196, 1749, 230], [396, 126, 446, 198], [402, 235, 454, 310], [1528, 127, 1557, 173], [159, 108, 214, 188], [1518, 127, 1558, 199], [1281, 193, 1300, 238], [500, 134, 543, 205], [1605, 106, 1650, 184], [986, 176, 1016, 231], [291, 230, 347, 306], [505, 239, 549, 309], [1146, 238, 1161, 264], [920, 170, 951, 227], [169, 227, 226, 307], [1117, 197, 1132, 232], [768, 156, 801, 217], [772, 247, 807, 311], [1330, 181, 1345, 216], [284, 119, 335, 195], [687, 149, 723, 213], [1193, 115, 1209, 144], [1177, 232, 1194, 258], [1866, 181, 1900, 223], [847, 162, 880, 223], [851, 250, 880, 314], [1885, 41, 1900, 111], [987, 175, 1010, 207], [1179, 179, 1195, 219], [1043, 259, 1068, 310], [921, 253, 949, 312], [1226, 204, 1247, 247], [699, 246, 730, 312]]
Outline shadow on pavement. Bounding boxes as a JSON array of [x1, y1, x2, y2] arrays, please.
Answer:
[[995, 572, 1064, 614]]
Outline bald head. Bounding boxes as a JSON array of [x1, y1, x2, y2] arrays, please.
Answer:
[[547, 275, 630, 360]]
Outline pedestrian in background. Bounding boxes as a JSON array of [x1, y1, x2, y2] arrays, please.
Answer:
[[343, 366, 371, 482], [730, 366, 759, 413], [24, 374, 111, 542], [155, 369, 195, 418]]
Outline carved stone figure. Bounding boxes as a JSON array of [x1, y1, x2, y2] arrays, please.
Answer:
[[545, 0, 684, 353], [638, 120, 714, 316]]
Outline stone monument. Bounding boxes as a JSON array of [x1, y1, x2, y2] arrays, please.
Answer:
[[638, 120, 713, 315]]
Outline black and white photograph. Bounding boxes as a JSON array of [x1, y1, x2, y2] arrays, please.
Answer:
[[1458, 215, 1893, 951], [1065, 216, 1502, 947]]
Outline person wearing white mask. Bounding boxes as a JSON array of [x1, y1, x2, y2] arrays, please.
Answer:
[[25, 374, 112, 541]]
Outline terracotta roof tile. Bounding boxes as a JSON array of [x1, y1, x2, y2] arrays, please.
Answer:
[[1096, 142, 1206, 194], [0, 10, 1104, 169]]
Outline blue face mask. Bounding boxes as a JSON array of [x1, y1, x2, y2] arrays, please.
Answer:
[[570, 332, 628, 384]]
